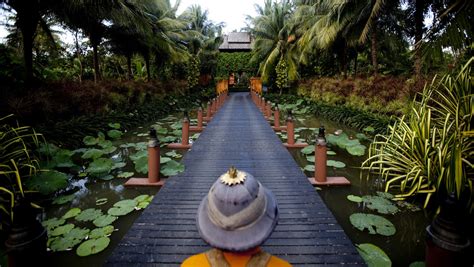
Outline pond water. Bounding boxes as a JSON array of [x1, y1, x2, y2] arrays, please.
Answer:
[[282, 114, 430, 266], [43, 108, 429, 267]]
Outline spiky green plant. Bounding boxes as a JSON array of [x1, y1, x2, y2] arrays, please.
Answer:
[[362, 58, 473, 210], [0, 115, 42, 230]]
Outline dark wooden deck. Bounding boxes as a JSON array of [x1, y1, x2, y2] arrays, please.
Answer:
[[106, 93, 365, 266]]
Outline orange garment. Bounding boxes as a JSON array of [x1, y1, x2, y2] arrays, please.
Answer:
[[181, 248, 292, 267]]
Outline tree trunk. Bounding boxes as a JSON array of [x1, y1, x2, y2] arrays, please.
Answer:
[[414, 0, 424, 78], [92, 42, 101, 83], [144, 55, 151, 82], [17, 8, 39, 87], [340, 45, 348, 78], [127, 55, 133, 80], [74, 31, 83, 83], [371, 20, 378, 76]]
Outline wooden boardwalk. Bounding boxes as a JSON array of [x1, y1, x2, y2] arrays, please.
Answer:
[[106, 93, 365, 266]]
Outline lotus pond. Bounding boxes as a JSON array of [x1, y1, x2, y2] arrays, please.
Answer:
[[275, 101, 430, 266]]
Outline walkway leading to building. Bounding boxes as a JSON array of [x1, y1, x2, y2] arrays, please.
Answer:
[[106, 93, 365, 266]]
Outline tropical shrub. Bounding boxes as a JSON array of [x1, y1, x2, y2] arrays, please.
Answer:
[[215, 52, 258, 80], [362, 59, 473, 210]]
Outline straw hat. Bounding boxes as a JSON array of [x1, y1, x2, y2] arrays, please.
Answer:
[[196, 167, 278, 252]]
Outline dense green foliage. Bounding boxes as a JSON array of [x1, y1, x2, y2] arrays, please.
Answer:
[[215, 52, 258, 79]]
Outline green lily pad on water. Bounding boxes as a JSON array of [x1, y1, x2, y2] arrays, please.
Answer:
[[349, 213, 396, 236], [98, 140, 113, 149], [134, 156, 148, 174], [409, 261, 425, 267], [363, 126, 375, 133], [300, 145, 315, 155], [51, 149, 76, 168], [50, 236, 81, 252], [52, 194, 75, 205], [117, 172, 134, 178], [304, 165, 315, 172], [170, 122, 182, 130], [81, 149, 105, 160], [108, 123, 121, 129], [112, 162, 126, 170], [86, 158, 114, 176], [108, 199, 136, 216], [356, 243, 392, 267], [42, 217, 65, 231], [347, 195, 363, 203], [155, 127, 168, 135], [26, 170, 69, 195], [93, 214, 118, 227], [363, 195, 399, 214], [50, 223, 75, 236], [346, 144, 367, 156], [102, 146, 117, 154], [376, 191, 394, 199], [62, 208, 81, 220], [89, 226, 115, 239], [160, 157, 171, 164], [107, 129, 123, 139], [98, 174, 114, 181], [83, 136, 98, 146], [76, 237, 110, 257], [76, 208, 103, 222], [134, 195, 153, 203], [356, 133, 370, 141], [161, 160, 185, 176], [327, 150, 337, 155], [160, 136, 177, 143], [191, 133, 200, 139], [306, 156, 315, 163], [172, 130, 182, 137], [130, 150, 147, 162], [327, 160, 346, 168], [165, 150, 182, 158]]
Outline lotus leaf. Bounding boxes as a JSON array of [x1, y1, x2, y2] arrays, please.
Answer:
[[52, 194, 75, 205], [409, 262, 425, 267], [300, 145, 315, 155], [102, 146, 117, 154], [133, 142, 147, 150], [42, 217, 65, 230], [86, 158, 114, 175], [327, 151, 337, 155], [89, 226, 115, 239], [396, 201, 421, 212], [51, 149, 76, 168], [97, 132, 106, 141], [134, 156, 148, 174], [76, 237, 110, 257], [93, 214, 118, 227], [347, 144, 367, 156], [170, 122, 182, 130], [38, 142, 59, 156], [160, 157, 171, 164], [160, 160, 185, 176], [327, 160, 346, 168], [376, 192, 394, 199], [306, 156, 315, 163], [349, 213, 396, 236], [83, 136, 98, 146], [111, 162, 126, 170], [347, 195, 363, 203], [76, 208, 103, 222], [72, 148, 88, 154], [155, 127, 168, 135], [62, 208, 81, 219], [26, 170, 68, 195], [50, 236, 81, 251], [117, 172, 134, 178], [107, 130, 123, 139], [304, 165, 315, 172], [108, 199, 137, 216], [65, 227, 90, 241], [98, 140, 113, 149], [96, 198, 108, 206], [356, 133, 370, 141], [137, 201, 150, 209], [363, 196, 399, 214], [165, 151, 182, 158], [98, 174, 114, 181], [130, 150, 147, 162], [134, 194, 153, 203], [172, 130, 182, 136], [108, 123, 121, 129], [191, 133, 200, 139], [363, 126, 375, 133], [81, 149, 104, 159], [50, 223, 75, 236], [356, 243, 392, 267]]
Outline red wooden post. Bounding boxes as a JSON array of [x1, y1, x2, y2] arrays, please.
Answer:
[[283, 111, 308, 148], [168, 112, 192, 149]]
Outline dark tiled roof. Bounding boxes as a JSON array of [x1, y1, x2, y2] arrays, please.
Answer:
[[219, 32, 253, 51]]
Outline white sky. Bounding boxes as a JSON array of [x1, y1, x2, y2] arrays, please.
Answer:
[[176, 0, 262, 33]]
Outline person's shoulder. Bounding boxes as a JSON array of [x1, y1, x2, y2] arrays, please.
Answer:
[[268, 255, 292, 267], [181, 253, 211, 267]]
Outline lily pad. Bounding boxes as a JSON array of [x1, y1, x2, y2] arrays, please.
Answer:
[[108, 123, 121, 129], [89, 226, 114, 239], [50, 223, 75, 236], [356, 133, 370, 141], [349, 213, 396, 236], [327, 160, 346, 168], [98, 140, 113, 149], [52, 194, 75, 205], [42, 217, 65, 230], [300, 145, 315, 155], [83, 136, 98, 146], [327, 150, 337, 155], [81, 149, 105, 160], [117, 172, 134, 178], [134, 194, 153, 203], [86, 158, 114, 176], [76, 237, 110, 257], [376, 191, 394, 199], [304, 165, 315, 172], [356, 243, 392, 267], [75, 208, 103, 222], [306, 156, 315, 163], [62, 208, 81, 220], [347, 195, 363, 203], [98, 174, 114, 181], [96, 198, 108, 206], [363, 195, 399, 214], [130, 150, 147, 162], [165, 150, 182, 158], [107, 129, 123, 139], [112, 162, 126, 170], [102, 146, 117, 154], [363, 126, 375, 133], [134, 156, 148, 174], [160, 157, 171, 164], [409, 262, 425, 267], [26, 170, 69, 195], [50, 236, 81, 252], [93, 214, 118, 227], [51, 149, 76, 168], [108, 199, 136, 216], [346, 144, 366, 156], [155, 127, 168, 135], [160, 160, 185, 176], [160, 136, 177, 143]]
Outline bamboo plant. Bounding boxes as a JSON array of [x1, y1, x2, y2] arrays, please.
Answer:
[[362, 58, 473, 210]]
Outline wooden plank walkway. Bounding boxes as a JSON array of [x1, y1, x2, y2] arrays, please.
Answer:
[[106, 93, 365, 266]]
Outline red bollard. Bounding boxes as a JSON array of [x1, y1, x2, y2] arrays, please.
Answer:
[[211, 98, 217, 115], [308, 126, 350, 186], [272, 106, 287, 131], [190, 107, 204, 132], [265, 101, 272, 120], [260, 97, 265, 112], [126, 128, 165, 186], [168, 113, 192, 149], [204, 101, 212, 122], [283, 112, 308, 148]]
